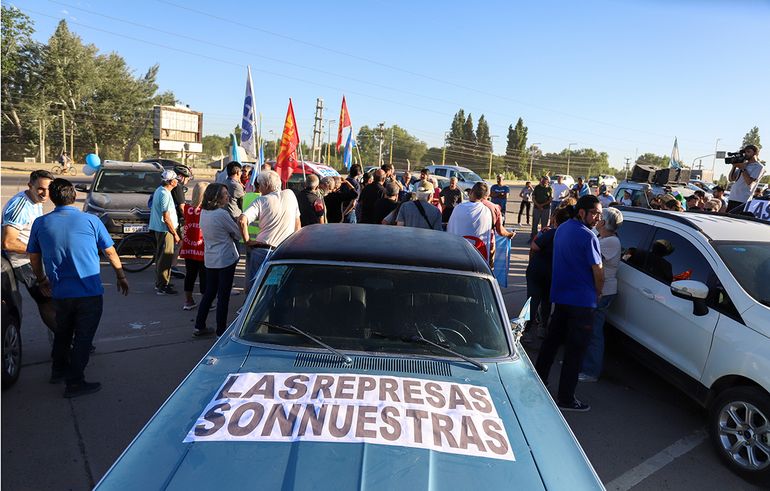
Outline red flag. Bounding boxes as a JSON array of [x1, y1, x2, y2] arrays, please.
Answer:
[[336, 95, 352, 150], [275, 99, 300, 184]]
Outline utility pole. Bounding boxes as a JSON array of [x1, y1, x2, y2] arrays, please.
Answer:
[[442, 131, 450, 165], [711, 138, 721, 174], [39, 119, 46, 164], [624, 157, 631, 180], [325, 119, 336, 165], [566, 142, 577, 175], [311, 98, 324, 162], [389, 126, 394, 166], [61, 109, 66, 155], [70, 124, 74, 159], [487, 135, 499, 179], [528, 143, 541, 180], [377, 122, 385, 166]]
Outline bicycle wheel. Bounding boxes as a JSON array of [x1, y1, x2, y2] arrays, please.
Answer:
[[117, 233, 156, 273], [67, 167, 77, 176], [50, 165, 62, 175]]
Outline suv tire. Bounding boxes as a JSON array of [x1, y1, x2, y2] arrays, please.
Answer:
[[709, 386, 770, 485], [2, 310, 22, 388]]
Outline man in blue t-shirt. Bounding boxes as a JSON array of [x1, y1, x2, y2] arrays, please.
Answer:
[[535, 195, 603, 413], [490, 175, 510, 223], [149, 170, 181, 294], [27, 179, 129, 398], [572, 177, 590, 198]]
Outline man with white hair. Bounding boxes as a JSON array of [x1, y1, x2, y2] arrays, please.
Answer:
[[239, 171, 301, 291], [298, 175, 326, 226], [396, 190, 443, 230]]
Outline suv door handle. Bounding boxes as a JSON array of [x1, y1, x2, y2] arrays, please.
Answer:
[[641, 288, 655, 300]]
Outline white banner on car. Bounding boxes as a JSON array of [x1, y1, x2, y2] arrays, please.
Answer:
[[744, 200, 770, 222], [184, 372, 515, 461]]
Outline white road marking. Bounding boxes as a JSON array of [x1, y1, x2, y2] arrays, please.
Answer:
[[605, 428, 708, 491]]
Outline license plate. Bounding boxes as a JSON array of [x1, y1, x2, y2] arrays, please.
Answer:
[[122, 224, 148, 233]]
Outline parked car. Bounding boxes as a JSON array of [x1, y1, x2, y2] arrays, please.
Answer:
[[550, 174, 575, 188], [97, 225, 602, 490], [140, 158, 184, 170], [2, 255, 23, 388], [606, 208, 770, 483], [426, 164, 487, 192], [689, 179, 715, 193], [76, 161, 164, 239], [599, 175, 618, 188]]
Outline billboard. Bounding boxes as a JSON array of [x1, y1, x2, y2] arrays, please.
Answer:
[[153, 105, 203, 153]]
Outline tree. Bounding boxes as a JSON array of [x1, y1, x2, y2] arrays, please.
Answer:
[[422, 147, 443, 166], [383, 125, 427, 167], [476, 115, 491, 155], [463, 113, 476, 147], [202, 135, 231, 158], [741, 126, 761, 150], [1, 6, 42, 158], [505, 118, 528, 177], [635, 153, 669, 168]]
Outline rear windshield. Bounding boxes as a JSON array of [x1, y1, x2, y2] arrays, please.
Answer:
[[239, 264, 510, 358], [93, 170, 162, 194]]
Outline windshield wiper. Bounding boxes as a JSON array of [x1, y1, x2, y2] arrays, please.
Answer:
[[373, 325, 487, 372], [256, 321, 352, 364]]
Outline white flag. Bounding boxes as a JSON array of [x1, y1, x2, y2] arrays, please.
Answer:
[[240, 66, 258, 160]]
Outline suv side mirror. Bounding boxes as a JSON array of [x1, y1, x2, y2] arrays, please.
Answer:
[[75, 184, 90, 192], [510, 298, 532, 342], [671, 280, 709, 316]]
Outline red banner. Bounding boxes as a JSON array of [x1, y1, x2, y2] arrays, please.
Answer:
[[336, 95, 352, 150], [275, 98, 300, 184]]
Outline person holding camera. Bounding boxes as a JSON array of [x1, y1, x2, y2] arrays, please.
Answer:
[[727, 145, 765, 214]]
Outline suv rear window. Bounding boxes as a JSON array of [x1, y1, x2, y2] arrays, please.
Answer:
[[93, 170, 162, 194]]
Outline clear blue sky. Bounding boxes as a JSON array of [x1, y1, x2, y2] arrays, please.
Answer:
[[13, 0, 770, 175]]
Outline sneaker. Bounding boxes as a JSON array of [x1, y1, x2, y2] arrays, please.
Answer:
[[156, 285, 179, 295], [64, 381, 102, 398], [193, 327, 215, 337], [578, 373, 598, 383], [182, 302, 198, 311], [558, 399, 591, 412], [170, 268, 186, 279], [49, 370, 67, 384]]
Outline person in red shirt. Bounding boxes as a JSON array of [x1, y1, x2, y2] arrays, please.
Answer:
[[481, 186, 515, 268], [179, 182, 208, 310]]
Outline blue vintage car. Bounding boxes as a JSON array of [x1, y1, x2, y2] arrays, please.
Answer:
[[97, 225, 602, 490]]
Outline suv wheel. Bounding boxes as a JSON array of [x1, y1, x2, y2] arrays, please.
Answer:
[[2, 312, 22, 388], [709, 387, 770, 484]]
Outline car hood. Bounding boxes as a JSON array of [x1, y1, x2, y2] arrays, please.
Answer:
[[97, 340, 601, 490], [89, 192, 150, 211]]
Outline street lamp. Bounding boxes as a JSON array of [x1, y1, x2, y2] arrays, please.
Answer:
[[325, 119, 336, 165], [268, 130, 277, 158], [529, 143, 542, 179], [711, 138, 721, 175], [566, 142, 578, 175], [487, 135, 499, 179], [442, 131, 451, 165]]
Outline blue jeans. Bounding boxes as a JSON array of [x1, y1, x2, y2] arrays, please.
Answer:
[[245, 247, 271, 295], [52, 296, 103, 384], [580, 294, 616, 378], [344, 211, 357, 223]]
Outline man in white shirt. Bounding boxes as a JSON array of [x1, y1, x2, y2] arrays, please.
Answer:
[[727, 145, 765, 214], [550, 175, 570, 214], [239, 170, 301, 291], [447, 184, 493, 260]]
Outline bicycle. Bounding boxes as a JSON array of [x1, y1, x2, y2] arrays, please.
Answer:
[[116, 231, 157, 272], [50, 164, 77, 176]]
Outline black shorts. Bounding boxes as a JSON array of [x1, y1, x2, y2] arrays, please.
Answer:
[[13, 263, 51, 304]]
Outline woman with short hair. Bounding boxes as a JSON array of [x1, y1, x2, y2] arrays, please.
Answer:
[[580, 206, 623, 382]]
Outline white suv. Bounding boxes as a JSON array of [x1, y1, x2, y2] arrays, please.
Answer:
[[606, 208, 770, 482], [425, 164, 486, 192]]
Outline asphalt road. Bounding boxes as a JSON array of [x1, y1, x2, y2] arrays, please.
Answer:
[[0, 176, 761, 490]]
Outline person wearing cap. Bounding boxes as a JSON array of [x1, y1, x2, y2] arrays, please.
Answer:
[[620, 190, 633, 206], [169, 165, 192, 280], [224, 161, 245, 219], [490, 175, 510, 224], [597, 184, 613, 208], [149, 169, 181, 295]]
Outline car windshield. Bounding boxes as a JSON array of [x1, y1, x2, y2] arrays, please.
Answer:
[[92, 170, 162, 194], [713, 241, 770, 308], [239, 264, 510, 358], [459, 171, 483, 182]]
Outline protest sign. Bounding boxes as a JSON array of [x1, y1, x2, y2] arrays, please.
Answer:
[[745, 200, 770, 222], [185, 372, 515, 462]]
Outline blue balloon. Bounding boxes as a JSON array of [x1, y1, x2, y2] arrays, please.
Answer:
[[85, 153, 101, 168]]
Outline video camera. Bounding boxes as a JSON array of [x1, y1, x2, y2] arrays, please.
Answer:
[[724, 150, 747, 165]]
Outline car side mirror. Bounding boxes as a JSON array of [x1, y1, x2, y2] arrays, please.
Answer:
[[671, 280, 709, 316], [75, 184, 90, 192], [510, 298, 532, 342]]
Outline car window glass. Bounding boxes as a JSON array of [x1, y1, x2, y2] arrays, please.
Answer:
[[617, 221, 652, 268], [93, 170, 161, 194], [433, 168, 446, 177], [240, 264, 509, 358]]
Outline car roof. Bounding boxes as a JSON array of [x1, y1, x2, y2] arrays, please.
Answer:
[[101, 160, 163, 171], [617, 206, 770, 241], [270, 224, 491, 274], [428, 165, 473, 172]]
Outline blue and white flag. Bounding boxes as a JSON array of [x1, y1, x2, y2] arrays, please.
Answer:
[[251, 140, 265, 188], [241, 66, 258, 160], [342, 128, 355, 170], [230, 133, 239, 163], [669, 137, 681, 169], [493, 234, 511, 288]]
